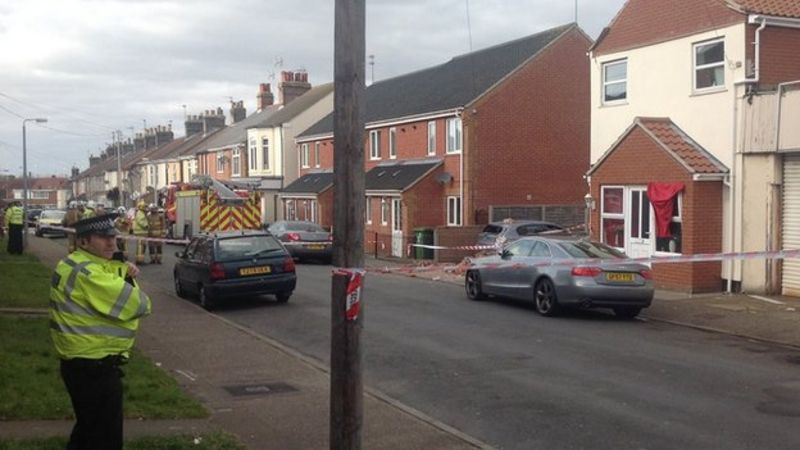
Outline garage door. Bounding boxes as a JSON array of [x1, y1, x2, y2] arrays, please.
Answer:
[[782, 155, 800, 296]]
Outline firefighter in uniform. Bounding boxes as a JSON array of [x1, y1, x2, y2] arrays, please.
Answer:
[[114, 207, 131, 260], [132, 201, 149, 264], [50, 214, 152, 450], [147, 204, 165, 264], [64, 201, 82, 253], [82, 200, 97, 219], [5, 201, 24, 255]]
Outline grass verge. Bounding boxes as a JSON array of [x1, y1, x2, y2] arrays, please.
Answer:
[[0, 315, 207, 420], [0, 432, 246, 450], [0, 236, 51, 309]]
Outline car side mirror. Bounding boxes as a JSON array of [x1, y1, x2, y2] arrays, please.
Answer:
[[500, 249, 510, 259]]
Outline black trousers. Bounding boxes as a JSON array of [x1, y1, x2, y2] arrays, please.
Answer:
[[7, 224, 22, 254], [60, 357, 124, 450]]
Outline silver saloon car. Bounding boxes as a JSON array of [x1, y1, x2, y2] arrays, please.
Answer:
[[465, 236, 654, 318]]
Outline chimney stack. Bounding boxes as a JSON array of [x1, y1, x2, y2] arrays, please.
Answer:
[[71, 166, 80, 179], [89, 155, 101, 167], [257, 83, 275, 111], [230, 100, 246, 123], [278, 70, 312, 106]]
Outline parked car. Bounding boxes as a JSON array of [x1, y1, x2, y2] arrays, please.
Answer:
[[173, 230, 297, 310], [476, 220, 565, 247], [269, 220, 333, 263], [26, 208, 43, 227], [35, 209, 67, 237], [465, 236, 654, 318]]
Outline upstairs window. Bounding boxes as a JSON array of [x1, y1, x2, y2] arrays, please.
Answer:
[[301, 143, 309, 168], [446, 118, 462, 154], [315, 142, 321, 168], [694, 39, 724, 91], [389, 127, 397, 159], [248, 138, 257, 171], [232, 148, 241, 176], [427, 121, 436, 155], [216, 152, 224, 173], [602, 59, 627, 104], [370, 130, 381, 160], [261, 137, 270, 170]]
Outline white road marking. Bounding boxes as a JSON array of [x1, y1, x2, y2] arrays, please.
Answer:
[[747, 294, 785, 305], [175, 369, 198, 381]]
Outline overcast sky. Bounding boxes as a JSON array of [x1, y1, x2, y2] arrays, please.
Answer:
[[0, 0, 625, 177]]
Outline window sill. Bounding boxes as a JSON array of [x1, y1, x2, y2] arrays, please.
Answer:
[[445, 151, 462, 155], [690, 87, 726, 97], [599, 101, 628, 108], [654, 251, 682, 257]]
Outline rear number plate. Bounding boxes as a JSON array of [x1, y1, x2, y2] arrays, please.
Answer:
[[240, 266, 271, 276], [606, 272, 634, 282], [306, 244, 325, 250]]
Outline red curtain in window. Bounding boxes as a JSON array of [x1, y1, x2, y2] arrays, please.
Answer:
[[647, 182, 684, 238]]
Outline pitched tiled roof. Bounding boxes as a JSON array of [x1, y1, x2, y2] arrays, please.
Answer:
[[365, 159, 442, 192], [298, 24, 577, 138], [248, 83, 334, 129], [729, 0, 800, 18], [190, 106, 280, 155], [282, 171, 334, 194], [589, 117, 729, 175]]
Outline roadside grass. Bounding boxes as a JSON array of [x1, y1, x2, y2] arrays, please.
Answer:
[[0, 236, 52, 308], [0, 432, 246, 450], [0, 315, 208, 420]]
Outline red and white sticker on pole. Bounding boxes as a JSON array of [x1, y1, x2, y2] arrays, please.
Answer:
[[334, 269, 365, 321]]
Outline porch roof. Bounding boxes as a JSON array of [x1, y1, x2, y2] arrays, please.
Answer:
[[588, 117, 729, 176], [282, 171, 333, 194], [365, 159, 442, 192]]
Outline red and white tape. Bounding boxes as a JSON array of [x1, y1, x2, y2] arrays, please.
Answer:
[[50, 225, 190, 245]]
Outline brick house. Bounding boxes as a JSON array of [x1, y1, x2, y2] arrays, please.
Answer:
[[290, 23, 592, 257], [1, 176, 71, 209], [587, 0, 800, 293]]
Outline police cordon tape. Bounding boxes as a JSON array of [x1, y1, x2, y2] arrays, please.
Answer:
[[49, 225, 191, 245]]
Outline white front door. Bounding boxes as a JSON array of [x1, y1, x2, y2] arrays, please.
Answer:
[[626, 187, 652, 260], [391, 198, 403, 257]]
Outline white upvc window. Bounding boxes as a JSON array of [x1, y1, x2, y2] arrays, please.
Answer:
[[310, 200, 317, 223], [248, 138, 257, 171], [427, 121, 436, 155], [301, 143, 310, 168], [261, 137, 270, 170], [389, 127, 397, 159], [655, 193, 683, 255], [446, 118, 462, 154], [365, 196, 372, 224], [380, 197, 389, 225], [447, 196, 462, 226], [231, 148, 241, 176], [370, 130, 381, 160], [314, 142, 321, 168], [601, 186, 625, 249], [286, 200, 296, 220], [693, 38, 725, 92], [216, 152, 224, 173], [602, 59, 627, 104]]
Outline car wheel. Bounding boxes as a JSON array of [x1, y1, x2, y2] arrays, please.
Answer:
[[534, 278, 559, 317], [199, 286, 216, 310], [275, 292, 292, 303], [465, 270, 487, 301], [174, 273, 185, 298], [613, 306, 642, 319]]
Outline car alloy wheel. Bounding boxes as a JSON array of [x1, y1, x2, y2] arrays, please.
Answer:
[[465, 270, 486, 301], [173, 273, 184, 298], [534, 278, 559, 317], [199, 286, 215, 311]]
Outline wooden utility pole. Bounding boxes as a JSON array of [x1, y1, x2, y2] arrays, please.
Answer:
[[331, 1, 365, 449]]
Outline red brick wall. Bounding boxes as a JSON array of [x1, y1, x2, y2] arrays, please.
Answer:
[[759, 26, 800, 86], [467, 27, 591, 226], [593, 0, 744, 56], [435, 225, 485, 263], [406, 168, 446, 229], [318, 189, 334, 229], [198, 150, 233, 180], [589, 126, 723, 292]]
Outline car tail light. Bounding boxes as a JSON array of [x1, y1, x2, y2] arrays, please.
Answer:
[[571, 266, 602, 277], [209, 262, 226, 280], [328, 234, 333, 241], [286, 233, 301, 241], [283, 257, 296, 272], [640, 269, 653, 280]]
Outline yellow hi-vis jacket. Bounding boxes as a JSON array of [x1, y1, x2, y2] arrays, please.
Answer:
[[133, 210, 148, 236], [49, 249, 152, 360], [82, 207, 96, 219], [6, 206, 24, 226]]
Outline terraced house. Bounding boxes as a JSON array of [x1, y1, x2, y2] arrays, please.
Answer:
[[290, 23, 592, 258], [587, 0, 800, 293]]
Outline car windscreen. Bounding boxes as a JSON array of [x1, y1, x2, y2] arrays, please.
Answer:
[[41, 210, 66, 220], [284, 222, 326, 232], [557, 241, 625, 259], [216, 235, 284, 260], [481, 225, 503, 234]]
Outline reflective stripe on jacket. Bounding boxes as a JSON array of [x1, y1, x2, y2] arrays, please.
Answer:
[[133, 210, 148, 235], [49, 249, 152, 359], [82, 208, 96, 219], [6, 206, 24, 226]]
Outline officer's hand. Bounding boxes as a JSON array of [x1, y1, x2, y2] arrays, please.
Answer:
[[126, 263, 141, 278]]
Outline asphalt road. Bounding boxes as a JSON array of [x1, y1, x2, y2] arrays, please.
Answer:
[[44, 235, 800, 449]]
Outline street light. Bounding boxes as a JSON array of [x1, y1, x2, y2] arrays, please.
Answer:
[[22, 117, 48, 249]]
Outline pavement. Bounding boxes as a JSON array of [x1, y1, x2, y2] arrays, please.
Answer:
[[2, 237, 800, 449]]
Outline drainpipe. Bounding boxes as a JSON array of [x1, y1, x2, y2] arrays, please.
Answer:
[[737, 16, 767, 85], [457, 107, 465, 227]]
